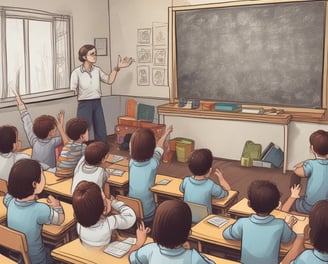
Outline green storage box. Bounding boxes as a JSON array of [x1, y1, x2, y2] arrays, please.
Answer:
[[174, 137, 195, 162]]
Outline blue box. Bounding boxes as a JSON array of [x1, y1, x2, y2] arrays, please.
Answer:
[[214, 103, 241, 112], [261, 143, 284, 168]]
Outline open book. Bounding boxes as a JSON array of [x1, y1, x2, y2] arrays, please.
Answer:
[[207, 215, 229, 228], [103, 237, 137, 258], [111, 155, 124, 163], [108, 169, 125, 176]]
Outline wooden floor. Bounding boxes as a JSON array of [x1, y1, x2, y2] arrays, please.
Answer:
[[108, 134, 296, 203]]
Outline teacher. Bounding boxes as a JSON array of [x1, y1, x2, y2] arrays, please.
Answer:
[[70, 44, 133, 143]]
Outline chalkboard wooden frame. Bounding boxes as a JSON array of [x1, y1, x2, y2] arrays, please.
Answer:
[[168, 0, 328, 120]]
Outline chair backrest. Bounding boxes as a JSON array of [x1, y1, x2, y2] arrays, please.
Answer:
[[186, 201, 209, 224], [0, 225, 31, 264], [0, 179, 8, 195], [116, 195, 144, 220]]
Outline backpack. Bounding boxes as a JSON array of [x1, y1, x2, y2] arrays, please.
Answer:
[[240, 140, 262, 167]]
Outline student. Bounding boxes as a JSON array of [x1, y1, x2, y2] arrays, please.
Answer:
[[72, 180, 136, 247], [179, 148, 231, 219], [71, 141, 109, 194], [128, 125, 173, 227], [285, 129, 328, 214], [223, 180, 297, 264], [70, 44, 133, 142], [0, 125, 30, 181], [3, 159, 65, 264], [281, 200, 328, 264], [55, 118, 89, 177], [129, 199, 215, 264], [15, 93, 69, 169]]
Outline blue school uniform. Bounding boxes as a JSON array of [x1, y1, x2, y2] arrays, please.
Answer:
[[223, 214, 296, 264], [179, 176, 228, 213], [129, 243, 215, 264], [294, 159, 328, 214], [291, 249, 328, 264], [4, 193, 59, 264], [128, 147, 163, 223]]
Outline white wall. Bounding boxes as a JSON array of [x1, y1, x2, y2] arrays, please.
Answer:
[[0, 0, 326, 171]]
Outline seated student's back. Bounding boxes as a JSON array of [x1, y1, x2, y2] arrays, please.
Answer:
[[0, 125, 30, 181], [223, 180, 296, 264]]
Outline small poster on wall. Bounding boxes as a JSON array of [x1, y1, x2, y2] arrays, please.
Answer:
[[137, 65, 150, 86]]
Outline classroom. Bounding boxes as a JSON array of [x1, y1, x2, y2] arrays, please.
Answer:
[[1, 0, 328, 263]]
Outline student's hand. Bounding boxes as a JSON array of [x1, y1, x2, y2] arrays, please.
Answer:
[[14, 140, 22, 152], [290, 184, 301, 199], [293, 161, 304, 169], [215, 168, 223, 179], [57, 111, 65, 127], [47, 195, 61, 207], [117, 55, 134, 68], [135, 220, 151, 246], [285, 214, 298, 228], [165, 125, 173, 135], [103, 197, 113, 216], [15, 92, 26, 110]]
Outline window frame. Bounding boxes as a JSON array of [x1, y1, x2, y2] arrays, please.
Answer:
[[0, 6, 74, 109]]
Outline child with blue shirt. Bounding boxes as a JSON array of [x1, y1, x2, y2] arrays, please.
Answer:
[[15, 93, 69, 169], [283, 129, 328, 214], [223, 180, 297, 264], [3, 159, 65, 264], [128, 199, 215, 264], [179, 148, 231, 222], [281, 200, 328, 264], [128, 125, 173, 227]]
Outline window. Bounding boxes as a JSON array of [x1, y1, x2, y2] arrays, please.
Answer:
[[0, 7, 72, 107]]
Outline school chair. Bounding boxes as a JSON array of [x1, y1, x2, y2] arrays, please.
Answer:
[[116, 195, 144, 235], [0, 179, 8, 195], [0, 225, 31, 264], [185, 201, 209, 224]]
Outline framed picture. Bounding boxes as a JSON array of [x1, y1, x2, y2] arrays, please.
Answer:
[[137, 46, 152, 63], [137, 65, 150, 86], [94, 38, 107, 56], [137, 28, 152, 44], [153, 22, 168, 46], [152, 68, 166, 86], [153, 48, 167, 66]]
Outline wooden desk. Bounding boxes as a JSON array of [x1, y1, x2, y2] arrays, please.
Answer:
[[158, 103, 291, 173], [106, 154, 129, 167], [0, 253, 16, 264], [151, 174, 239, 215], [44, 176, 73, 204], [0, 196, 6, 224], [190, 213, 311, 258], [51, 237, 239, 264], [107, 164, 129, 195], [19, 148, 32, 156]]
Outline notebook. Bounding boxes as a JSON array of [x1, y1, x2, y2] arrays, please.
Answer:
[[111, 155, 124, 163], [207, 215, 229, 228], [156, 179, 171, 185], [108, 169, 125, 176], [103, 237, 137, 258]]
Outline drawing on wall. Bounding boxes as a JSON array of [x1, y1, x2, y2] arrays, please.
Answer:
[[137, 65, 150, 86], [152, 68, 166, 86], [153, 22, 168, 46], [153, 48, 167, 66], [137, 28, 152, 45], [137, 46, 152, 63]]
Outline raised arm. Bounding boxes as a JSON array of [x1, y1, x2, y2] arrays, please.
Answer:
[[215, 168, 231, 191], [128, 221, 151, 256], [281, 184, 301, 212], [108, 55, 134, 84], [56, 111, 69, 145], [293, 161, 306, 177], [156, 125, 173, 149]]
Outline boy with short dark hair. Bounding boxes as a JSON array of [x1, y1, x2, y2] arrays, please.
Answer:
[[223, 180, 297, 264], [15, 93, 68, 169], [0, 125, 30, 181], [71, 141, 109, 194], [179, 148, 231, 220], [56, 118, 89, 177]]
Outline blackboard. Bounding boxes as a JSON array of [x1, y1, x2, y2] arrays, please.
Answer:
[[175, 1, 325, 108]]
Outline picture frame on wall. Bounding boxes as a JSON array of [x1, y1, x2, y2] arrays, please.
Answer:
[[94, 38, 108, 56]]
